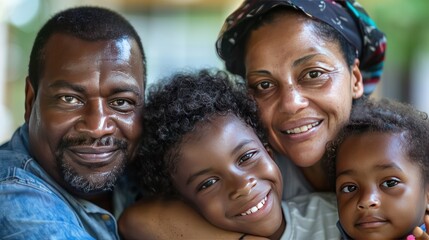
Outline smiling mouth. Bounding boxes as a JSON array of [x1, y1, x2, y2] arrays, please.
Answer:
[[66, 148, 121, 168], [283, 121, 321, 134], [240, 196, 268, 216]]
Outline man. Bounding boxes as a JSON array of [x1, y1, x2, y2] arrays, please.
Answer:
[[0, 6, 146, 239]]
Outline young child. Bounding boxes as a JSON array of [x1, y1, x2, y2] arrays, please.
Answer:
[[119, 69, 339, 239], [325, 98, 429, 240]]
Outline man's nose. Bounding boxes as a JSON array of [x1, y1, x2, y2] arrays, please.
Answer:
[[75, 99, 115, 138]]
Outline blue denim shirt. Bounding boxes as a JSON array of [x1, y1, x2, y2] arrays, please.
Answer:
[[0, 124, 137, 240]]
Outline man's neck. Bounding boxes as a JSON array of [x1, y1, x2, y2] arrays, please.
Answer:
[[80, 191, 114, 213]]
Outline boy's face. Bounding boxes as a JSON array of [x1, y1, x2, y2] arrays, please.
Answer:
[[336, 132, 429, 240], [171, 114, 284, 237]]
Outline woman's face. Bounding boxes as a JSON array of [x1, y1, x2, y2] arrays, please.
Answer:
[[244, 13, 363, 168]]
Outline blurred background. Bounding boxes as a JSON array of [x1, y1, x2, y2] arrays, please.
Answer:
[[0, 0, 428, 144]]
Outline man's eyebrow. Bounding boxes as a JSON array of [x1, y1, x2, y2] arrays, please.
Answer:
[[48, 80, 143, 99], [110, 86, 143, 98], [48, 80, 86, 93]]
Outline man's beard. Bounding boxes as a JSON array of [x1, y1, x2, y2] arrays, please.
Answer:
[[55, 135, 128, 194]]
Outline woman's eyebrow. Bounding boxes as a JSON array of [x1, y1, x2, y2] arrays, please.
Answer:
[[292, 53, 318, 67]]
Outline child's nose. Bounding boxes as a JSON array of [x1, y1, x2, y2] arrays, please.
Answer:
[[229, 177, 257, 200], [357, 190, 380, 210]]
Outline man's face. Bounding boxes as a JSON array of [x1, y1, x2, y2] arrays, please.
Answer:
[[25, 33, 145, 196]]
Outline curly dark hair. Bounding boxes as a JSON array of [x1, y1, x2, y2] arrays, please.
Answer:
[[325, 98, 429, 190], [132, 69, 267, 197]]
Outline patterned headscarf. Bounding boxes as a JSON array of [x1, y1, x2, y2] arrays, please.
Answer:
[[216, 0, 386, 95]]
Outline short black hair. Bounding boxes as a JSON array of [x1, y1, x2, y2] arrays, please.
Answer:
[[325, 98, 429, 189], [229, 7, 356, 79], [28, 6, 146, 94], [132, 69, 267, 197]]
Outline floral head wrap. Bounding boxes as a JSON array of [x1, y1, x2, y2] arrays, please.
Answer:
[[216, 0, 386, 95]]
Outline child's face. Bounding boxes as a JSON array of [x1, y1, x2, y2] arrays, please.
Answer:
[[171, 114, 284, 237], [335, 132, 428, 240]]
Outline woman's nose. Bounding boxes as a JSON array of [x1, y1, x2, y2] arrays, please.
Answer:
[[278, 84, 308, 115]]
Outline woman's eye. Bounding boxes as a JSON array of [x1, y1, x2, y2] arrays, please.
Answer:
[[238, 151, 256, 165], [381, 179, 399, 188], [306, 70, 322, 79], [198, 178, 218, 192], [340, 185, 357, 193], [60, 96, 82, 105], [256, 81, 273, 90]]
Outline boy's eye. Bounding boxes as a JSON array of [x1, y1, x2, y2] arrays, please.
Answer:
[[238, 151, 256, 165], [197, 178, 218, 192], [340, 185, 357, 193], [381, 179, 399, 188]]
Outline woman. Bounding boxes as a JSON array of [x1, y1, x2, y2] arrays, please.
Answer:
[[119, 0, 386, 239], [215, 0, 386, 199]]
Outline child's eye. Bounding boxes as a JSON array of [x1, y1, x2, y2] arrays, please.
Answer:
[[238, 151, 257, 165], [197, 178, 218, 192], [340, 185, 357, 193], [381, 179, 399, 188]]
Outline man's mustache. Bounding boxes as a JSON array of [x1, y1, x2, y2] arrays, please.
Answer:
[[57, 135, 128, 149]]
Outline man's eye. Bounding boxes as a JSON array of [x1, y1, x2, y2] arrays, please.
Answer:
[[110, 99, 135, 111], [340, 185, 357, 193], [111, 99, 129, 106], [198, 178, 218, 192], [60, 96, 82, 105], [381, 179, 399, 188]]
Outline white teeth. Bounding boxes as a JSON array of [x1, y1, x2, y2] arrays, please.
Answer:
[[286, 122, 319, 134], [240, 196, 268, 216]]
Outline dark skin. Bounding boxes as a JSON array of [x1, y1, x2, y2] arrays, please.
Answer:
[[121, 115, 284, 239], [244, 13, 363, 192], [24, 33, 145, 211], [119, 11, 362, 238]]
